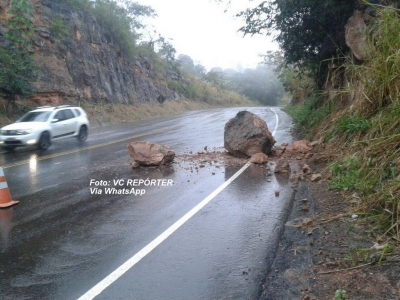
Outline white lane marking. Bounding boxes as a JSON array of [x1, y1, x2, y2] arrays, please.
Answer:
[[77, 162, 252, 300], [270, 107, 280, 136]]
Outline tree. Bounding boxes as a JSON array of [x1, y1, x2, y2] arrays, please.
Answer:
[[203, 71, 225, 90], [155, 35, 176, 63], [193, 63, 206, 77], [224, 65, 285, 105], [177, 54, 208, 78], [218, 0, 357, 82]]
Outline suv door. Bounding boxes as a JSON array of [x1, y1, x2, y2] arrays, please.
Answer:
[[51, 109, 76, 138], [62, 109, 78, 134]]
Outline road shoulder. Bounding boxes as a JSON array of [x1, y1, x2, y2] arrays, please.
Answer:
[[260, 146, 400, 300]]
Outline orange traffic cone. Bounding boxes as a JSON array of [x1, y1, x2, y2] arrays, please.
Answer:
[[0, 167, 19, 208]]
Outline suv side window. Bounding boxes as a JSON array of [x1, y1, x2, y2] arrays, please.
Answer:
[[54, 110, 66, 121], [63, 109, 75, 120], [73, 108, 81, 117]]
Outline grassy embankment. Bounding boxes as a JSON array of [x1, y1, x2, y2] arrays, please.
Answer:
[[285, 7, 399, 243]]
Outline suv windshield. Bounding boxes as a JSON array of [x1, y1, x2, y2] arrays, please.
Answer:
[[18, 111, 51, 122]]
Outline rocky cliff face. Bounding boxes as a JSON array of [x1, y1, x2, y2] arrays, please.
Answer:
[[0, 0, 182, 106]]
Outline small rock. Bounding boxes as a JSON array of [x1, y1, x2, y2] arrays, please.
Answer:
[[250, 153, 269, 164], [302, 164, 311, 175], [302, 218, 313, 226], [274, 149, 284, 157], [130, 159, 140, 168], [310, 173, 322, 182], [305, 153, 314, 159], [292, 140, 312, 153], [274, 159, 291, 173]]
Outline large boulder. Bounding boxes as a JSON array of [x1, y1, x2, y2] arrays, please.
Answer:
[[127, 141, 175, 168], [224, 111, 276, 157]]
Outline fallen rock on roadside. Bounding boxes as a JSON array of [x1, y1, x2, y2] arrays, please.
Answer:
[[250, 153, 269, 164], [274, 159, 291, 174], [127, 141, 175, 168]]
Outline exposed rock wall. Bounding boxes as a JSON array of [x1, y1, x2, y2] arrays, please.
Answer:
[[0, 0, 182, 106]]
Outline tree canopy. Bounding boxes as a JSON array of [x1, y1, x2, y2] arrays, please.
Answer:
[[223, 65, 285, 105], [177, 54, 207, 78], [219, 0, 358, 79]]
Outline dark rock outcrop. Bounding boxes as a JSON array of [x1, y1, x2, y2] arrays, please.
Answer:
[[127, 141, 175, 168], [224, 111, 276, 158]]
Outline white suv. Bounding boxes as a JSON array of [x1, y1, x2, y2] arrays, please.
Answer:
[[0, 105, 90, 150]]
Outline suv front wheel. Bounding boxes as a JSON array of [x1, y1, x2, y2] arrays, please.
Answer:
[[38, 132, 51, 150]]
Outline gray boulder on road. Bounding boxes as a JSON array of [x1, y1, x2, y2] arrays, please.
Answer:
[[224, 111, 276, 157]]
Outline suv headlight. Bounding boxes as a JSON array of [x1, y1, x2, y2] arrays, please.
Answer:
[[16, 129, 33, 135]]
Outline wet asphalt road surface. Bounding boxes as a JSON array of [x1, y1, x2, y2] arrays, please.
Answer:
[[0, 107, 293, 300]]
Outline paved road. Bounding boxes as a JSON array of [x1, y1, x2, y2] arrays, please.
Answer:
[[0, 107, 293, 299]]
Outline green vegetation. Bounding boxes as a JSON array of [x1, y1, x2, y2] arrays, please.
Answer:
[[167, 77, 253, 107], [177, 54, 285, 106], [327, 115, 371, 140], [327, 6, 400, 241], [49, 16, 68, 37], [0, 0, 39, 110], [5, 0, 35, 49], [283, 95, 331, 137], [329, 155, 373, 192], [346, 7, 400, 115], [334, 289, 349, 300], [285, 4, 400, 241]]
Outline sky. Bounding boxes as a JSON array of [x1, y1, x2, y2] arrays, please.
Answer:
[[135, 0, 279, 71]]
